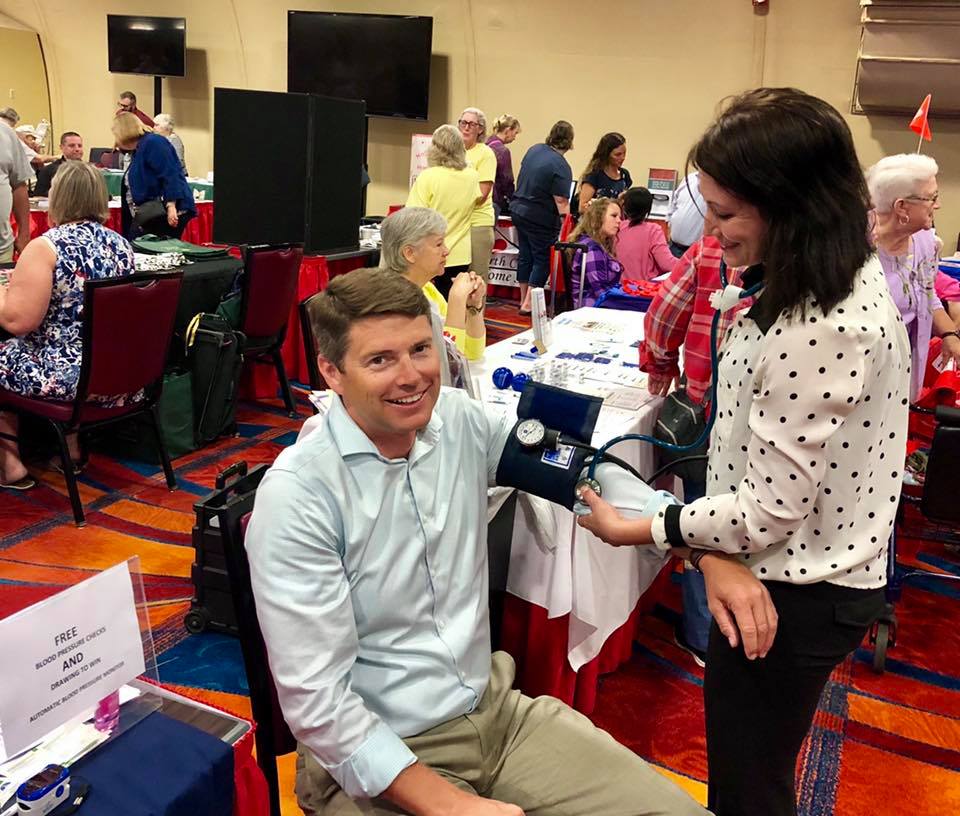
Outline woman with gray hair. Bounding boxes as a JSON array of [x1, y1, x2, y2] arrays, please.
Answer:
[[406, 124, 481, 298], [153, 113, 186, 174], [866, 153, 960, 397], [380, 206, 486, 359], [457, 106, 497, 282]]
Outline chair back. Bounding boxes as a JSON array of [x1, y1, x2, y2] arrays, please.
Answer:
[[922, 405, 960, 523], [208, 463, 296, 816], [75, 271, 183, 409], [90, 147, 120, 169], [239, 244, 304, 342], [298, 292, 327, 391]]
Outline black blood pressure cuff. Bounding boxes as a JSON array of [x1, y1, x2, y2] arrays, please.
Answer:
[[495, 381, 603, 510]]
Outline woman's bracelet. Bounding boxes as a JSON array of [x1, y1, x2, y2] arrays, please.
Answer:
[[689, 549, 711, 573], [466, 301, 485, 315]]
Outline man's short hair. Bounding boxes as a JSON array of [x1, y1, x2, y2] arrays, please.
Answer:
[[0, 107, 19, 126], [60, 131, 81, 146], [119, 91, 137, 104], [308, 267, 432, 369]]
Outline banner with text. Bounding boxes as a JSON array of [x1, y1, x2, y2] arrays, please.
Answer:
[[0, 561, 147, 759]]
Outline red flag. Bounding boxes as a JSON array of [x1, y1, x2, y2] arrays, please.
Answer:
[[909, 94, 932, 142]]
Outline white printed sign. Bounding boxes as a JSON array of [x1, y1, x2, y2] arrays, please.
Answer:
[[0, 562, 146, 759], [410, 134, 432, 188]]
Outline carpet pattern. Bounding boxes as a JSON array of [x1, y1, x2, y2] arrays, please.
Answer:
[[3, 387, 960, 813]]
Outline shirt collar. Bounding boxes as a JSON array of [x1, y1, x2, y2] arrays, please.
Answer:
[[742, 264, 778, 335], [326, 392, 445, 463]]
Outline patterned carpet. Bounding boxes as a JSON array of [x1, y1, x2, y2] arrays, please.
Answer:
[[3, 375, 960, 813]]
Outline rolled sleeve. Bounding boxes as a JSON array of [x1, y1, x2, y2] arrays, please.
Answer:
[[662, 313, 870, 554], [329, 720, 417, 799]]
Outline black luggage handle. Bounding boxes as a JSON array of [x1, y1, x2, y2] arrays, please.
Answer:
[[216, 461, 248, 490]]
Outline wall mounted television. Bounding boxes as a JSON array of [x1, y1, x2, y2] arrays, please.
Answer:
[[287, 11, 432, 121], [107, 15, 186, 78]]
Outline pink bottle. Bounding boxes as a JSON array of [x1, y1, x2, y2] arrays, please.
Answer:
[[93, 690, 120, 733]]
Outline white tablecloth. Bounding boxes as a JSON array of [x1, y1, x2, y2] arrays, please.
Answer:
[[474, 307, 672, 671]]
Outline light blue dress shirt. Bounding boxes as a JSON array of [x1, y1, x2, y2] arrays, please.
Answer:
[[667, 171, 706, 247], [245, 388, 513, 799]]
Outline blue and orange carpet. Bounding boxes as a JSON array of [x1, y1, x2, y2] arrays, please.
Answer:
[[2, 355, 959, 812]]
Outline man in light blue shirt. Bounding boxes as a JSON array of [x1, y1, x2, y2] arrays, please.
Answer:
[[667, 172, 706, 258], [246, 268, 707, 816]]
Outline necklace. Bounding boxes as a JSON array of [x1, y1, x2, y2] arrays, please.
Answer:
[[889, 237, 916, 312]]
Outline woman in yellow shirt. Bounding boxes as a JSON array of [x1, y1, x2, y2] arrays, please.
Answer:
[[406, 125, 480, 298], [458, 107, 497, 283], [380, 206, 486, 360]]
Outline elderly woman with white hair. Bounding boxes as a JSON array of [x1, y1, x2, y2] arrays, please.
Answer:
[[380, 206, 486, 360], [457, 106, 497, 282], [406, 124, 481, 298], [153, 113, 186, 175], [866, 153, 960, 398]]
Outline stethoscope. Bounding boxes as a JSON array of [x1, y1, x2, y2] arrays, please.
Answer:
[[513, 256, 764, 511]]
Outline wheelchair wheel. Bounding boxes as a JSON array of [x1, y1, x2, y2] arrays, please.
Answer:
[[184, 607, 209, 634]]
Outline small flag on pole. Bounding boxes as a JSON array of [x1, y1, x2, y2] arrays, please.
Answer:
[[909, 94, 932, 152]]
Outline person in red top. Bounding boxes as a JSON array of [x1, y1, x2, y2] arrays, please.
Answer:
[[639, 234, 750, 664], [116, 91, 155, 129], [617, 187, 676, 282]]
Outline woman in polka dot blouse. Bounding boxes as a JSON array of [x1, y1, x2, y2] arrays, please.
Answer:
[[577, 88, 912, 816]]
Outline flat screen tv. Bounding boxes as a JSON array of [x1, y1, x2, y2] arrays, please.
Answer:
[[287, 11, 432, 121], [107, 15, 186, 78]]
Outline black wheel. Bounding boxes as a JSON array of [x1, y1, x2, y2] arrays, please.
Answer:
[[184, 608, 209, 634], [872, 621, 890, 674]]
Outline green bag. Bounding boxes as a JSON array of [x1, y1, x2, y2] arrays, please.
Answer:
[[112, 371, 197, 463]]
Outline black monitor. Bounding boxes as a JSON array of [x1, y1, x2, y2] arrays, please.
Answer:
[[107, 15, 186, 77], [287, 11, 432, 121]]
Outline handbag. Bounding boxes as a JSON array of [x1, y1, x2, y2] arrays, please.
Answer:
[[653, 388, 709, 484], [133, 198, 167, 229]]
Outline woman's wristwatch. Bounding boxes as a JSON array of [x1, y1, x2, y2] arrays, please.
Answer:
[[940, 330, 960, 342]]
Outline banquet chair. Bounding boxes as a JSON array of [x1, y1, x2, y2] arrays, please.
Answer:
[[207, 462, 296, 816], [870, 404, 960, 672], [0, 271, 183, 526], [553, 240, 588, 313], [237, 244, 304, 416], [298, 292, 328, 397]]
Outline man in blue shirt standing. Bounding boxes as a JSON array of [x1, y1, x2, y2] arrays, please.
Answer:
[[246, 268, 707, 816]]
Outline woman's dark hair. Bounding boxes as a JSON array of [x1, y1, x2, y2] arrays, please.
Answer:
[[620, 187, 653, 227], [546, 120, 574, 152], [582, 132, 626, 179], [688, 87, 872, 319]]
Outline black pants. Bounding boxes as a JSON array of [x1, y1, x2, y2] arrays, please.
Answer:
[[432, 263, 469, 299], [668, 240, 689, 258], [704, 579, 885, 816]]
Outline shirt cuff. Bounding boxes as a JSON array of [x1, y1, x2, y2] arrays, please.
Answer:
[[326, 719, 417, 799], [651, 502, 686, 551]]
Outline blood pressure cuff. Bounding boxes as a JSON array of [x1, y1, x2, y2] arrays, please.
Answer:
[[495, 381, 603, 510]]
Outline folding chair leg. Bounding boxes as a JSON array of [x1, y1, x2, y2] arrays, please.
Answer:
[[254, 725, 283, 816], [146, 405, 178, 490], [272, 348, 297, 417], [50, 421, 85, 527]]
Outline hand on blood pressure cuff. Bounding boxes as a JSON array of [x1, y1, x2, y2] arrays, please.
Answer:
[[581, 461, 680, 533]]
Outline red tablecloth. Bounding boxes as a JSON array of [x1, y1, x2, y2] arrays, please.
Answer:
[[499, 559, 675, 714], [21, 201, 215, 244], [240, 254, 371, 399]]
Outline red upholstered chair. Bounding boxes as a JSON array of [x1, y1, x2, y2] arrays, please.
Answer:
[[0, 271, 183, 526], [298, 292, 327, 394], [238, 244, 305, 415]]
